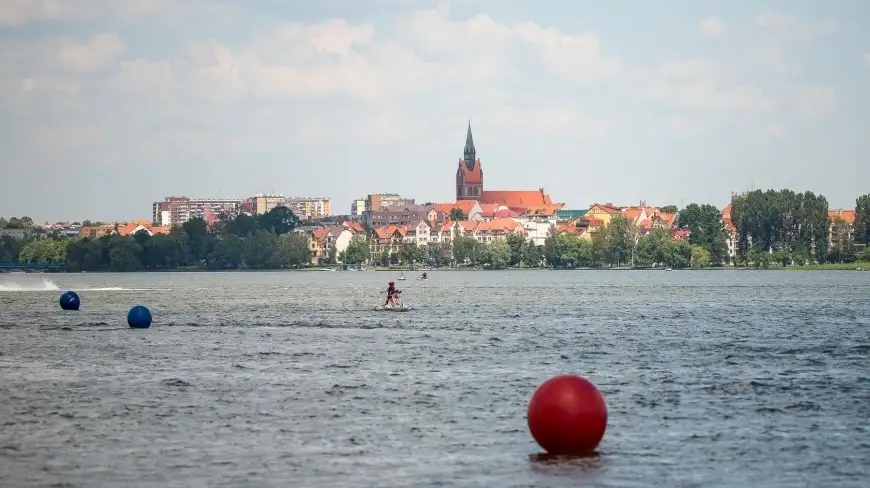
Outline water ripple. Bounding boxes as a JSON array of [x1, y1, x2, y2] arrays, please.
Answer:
[[0, 270, 869, 487]]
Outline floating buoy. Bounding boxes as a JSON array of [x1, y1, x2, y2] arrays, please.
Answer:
[[127, 305, 152, 329], [527, 374, 608, 454], [59, 291, 80, 311]]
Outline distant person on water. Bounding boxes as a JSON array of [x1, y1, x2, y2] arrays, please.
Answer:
[[385, 281, 397, 306], [422, 272, 427, 279]]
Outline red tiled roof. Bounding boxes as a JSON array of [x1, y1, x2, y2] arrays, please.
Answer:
[[373, 225, 407, 240], [474, 218, 525, 234], [828, 209, 856, 225], [493, 208, 520, 218], [433, 203, 455, 214], [589, 203, 623, 214], [721, 204, 736, 233], [454, 200, 478, 215], [482, 189, 555, 209], [343, 221, 364, 233]]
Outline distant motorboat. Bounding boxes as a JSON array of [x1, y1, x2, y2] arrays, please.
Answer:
[[397, 273, 406, 280]]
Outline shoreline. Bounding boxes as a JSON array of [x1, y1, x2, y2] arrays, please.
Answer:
[[4, 262, 869, 274]]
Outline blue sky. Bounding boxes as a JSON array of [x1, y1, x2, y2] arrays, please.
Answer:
[[1, 0, 868, 222]]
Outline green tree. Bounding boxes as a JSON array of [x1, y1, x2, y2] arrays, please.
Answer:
[[634, 228, 670, 268], [482, 239, 511, 269], [690, 245, 711, 268], [660, 205, 678, 213], [258, 206, 300, 235], [106, 237, 142, 272], [222, 213, 260, 238], [1, 216, 34, 229], [827, 217, 855, 263], [520, 240, 543, 267], [854, 194, 870, 245], [667, 240, 693, 269], [677, 203, 729, 265], [731, 189, 829, 264], [182, 217, 215, 264], [452, 234, 478, 265], [208, 234, 244, 269], [590, 228, 609, 267], [449, 208, 467, 221], [0, 235, 23, 261], [605, 215, 634, 266], [505, 233, 525, 266], [279, 232, 310, 267], [426, 243, 452, 267], [243, 230, 283, 269], [399, 242, 426, 266], [341, 234, 369, 265]]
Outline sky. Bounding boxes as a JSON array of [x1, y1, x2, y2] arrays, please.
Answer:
[[1, 0, 869, 223]]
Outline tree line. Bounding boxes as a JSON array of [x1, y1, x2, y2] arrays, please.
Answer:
[[731, 190, 870, 265], [2, 189, 869, 271]]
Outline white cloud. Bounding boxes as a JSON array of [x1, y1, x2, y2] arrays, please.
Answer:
[[0, 5, 837, 162], [0, 0, 211, 26], [699, 17, 724, 37], [865, 52, 870, 66], [57, 33, 125, 73], [755, 13, 838, 40]]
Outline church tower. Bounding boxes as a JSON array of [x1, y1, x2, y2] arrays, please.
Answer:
[[455, 120, 483, 201]]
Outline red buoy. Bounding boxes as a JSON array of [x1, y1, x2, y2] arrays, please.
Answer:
[[527, 374, 608, 454]]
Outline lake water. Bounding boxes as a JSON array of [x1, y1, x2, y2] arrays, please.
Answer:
[[1, 270, 869, 487]]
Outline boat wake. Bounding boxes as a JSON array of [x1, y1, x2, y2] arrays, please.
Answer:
[[0, 279, 170, 292]]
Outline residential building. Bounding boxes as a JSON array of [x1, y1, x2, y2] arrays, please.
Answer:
[[827, 209, 856, 248], [454, 120, 566, 215], [366, 205, 442, 227], [286, 197, 331, 219], [721, 204, 738, 260], [152, 196, 244, 227], [251, 194, 287, 215], [585, 203, 624, 226], [555, 215, 604, 240], [370, 225, 407, 264], [370, 218, 527, 254], [365, 193, 415, 212], [433, 201, 484, 221], [42, 221, 82, 238], [306, 221, 363, 264], [518, 214, 559, 246], [350, 199, 366, 217], [555, 209, 588, 220], [621, 203, 679, 237], [79, 220, 170, 238]]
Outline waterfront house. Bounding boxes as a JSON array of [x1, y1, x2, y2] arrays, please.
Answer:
[[370, 225, 407, 264], [586, 203, 624, 226]]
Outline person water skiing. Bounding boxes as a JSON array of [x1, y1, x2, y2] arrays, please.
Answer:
[[384, 281, 397, 306]]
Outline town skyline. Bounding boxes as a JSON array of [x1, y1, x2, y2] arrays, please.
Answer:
[[1, 1, 868, 222]]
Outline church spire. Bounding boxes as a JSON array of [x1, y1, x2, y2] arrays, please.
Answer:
[[463, 119, 476, 170]]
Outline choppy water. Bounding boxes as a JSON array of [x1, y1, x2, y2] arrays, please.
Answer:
[[1, 270, 869, 487]]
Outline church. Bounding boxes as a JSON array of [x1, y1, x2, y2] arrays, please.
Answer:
[[453, 121, 564, 216]]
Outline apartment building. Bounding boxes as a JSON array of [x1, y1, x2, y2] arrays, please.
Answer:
[[152, 196, 244, 227], [250, 194, 288, 215], [285, 197, 331, 219], [350, 199, 365, 217]]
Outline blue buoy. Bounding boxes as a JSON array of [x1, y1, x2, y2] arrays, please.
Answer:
[[127, 305, 152, 329], [59, 291, 80, 311]]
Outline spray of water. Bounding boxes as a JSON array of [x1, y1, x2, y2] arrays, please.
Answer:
[[0, 278, 61, 292]]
